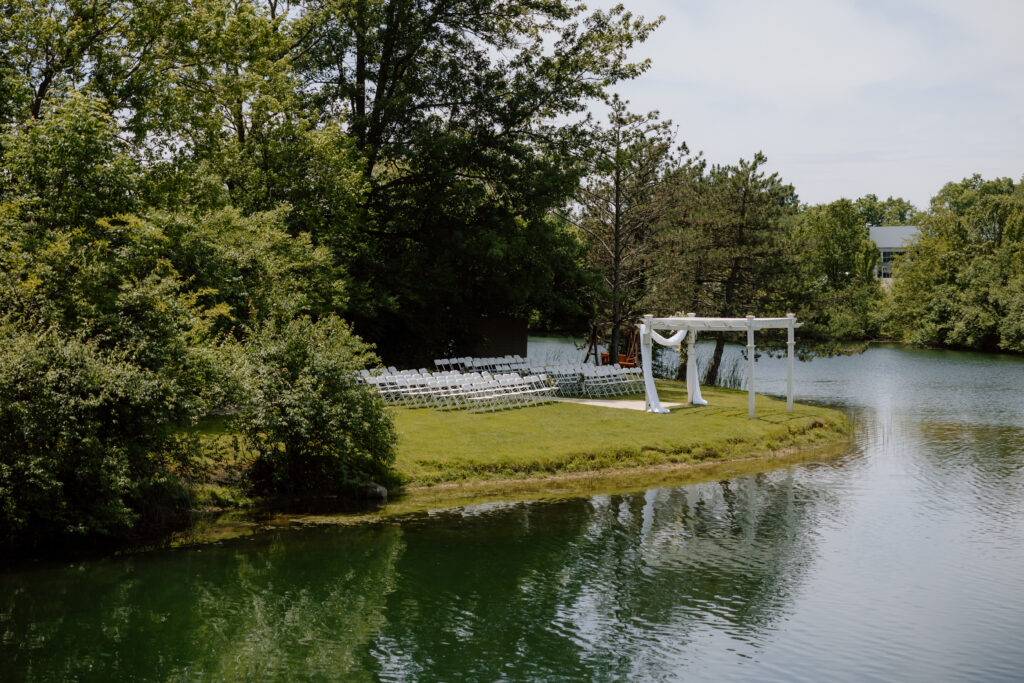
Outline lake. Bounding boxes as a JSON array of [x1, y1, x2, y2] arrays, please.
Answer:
[[3, 343, 1024, 681]]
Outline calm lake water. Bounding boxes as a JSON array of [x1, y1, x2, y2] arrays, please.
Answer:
[[4, 343, 1024, 681]]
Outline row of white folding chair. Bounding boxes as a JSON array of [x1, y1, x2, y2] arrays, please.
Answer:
[[359, 367, 458, 405], [365, 370, 504, 410], [395, 369, 482, 407], [462, 356, 528, 372], [434, 357, 474, 371], [363, 373, 428, 406], [581, 366, 633, 398], [361, 366, 562, 410], [417, 373, 493, 410], [440, 372, 558, 411], [530, 363, 643, 397], [599, 365, 644, 394], [419, 372, 544, 411], [434, 357, 485, 371], [460, 374, 556, 412], [375, 371, 554, 412], [532, 364, 585, 396]]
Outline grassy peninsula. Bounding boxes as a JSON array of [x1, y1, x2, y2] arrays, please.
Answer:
[[392, 381, 848, 488], [196, 380, 848, 509], [180, 380, 848, 545]]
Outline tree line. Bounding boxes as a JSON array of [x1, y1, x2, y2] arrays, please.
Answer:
[[577, 98, 1024, 369], [574, 102, 930, 382]]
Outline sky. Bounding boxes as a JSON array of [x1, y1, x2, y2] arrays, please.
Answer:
[[587, 0, 1024, 208]]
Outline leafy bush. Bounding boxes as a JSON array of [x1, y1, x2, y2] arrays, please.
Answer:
[[153, 206, 346, 334], [0, 325, 200, 551], [0, 89, 395, 553], [230, 315, 396, 498], [1, 93, 139, 231], [0, 95, 224, 551]]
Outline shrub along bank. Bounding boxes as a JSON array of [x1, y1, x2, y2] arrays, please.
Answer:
[[0, 99, 396, 556]]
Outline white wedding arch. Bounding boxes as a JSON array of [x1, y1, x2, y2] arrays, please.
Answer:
[[638, 313, 799, 417]]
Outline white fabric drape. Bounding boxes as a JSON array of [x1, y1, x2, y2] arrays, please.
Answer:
[[639, 324, 668, 413], [650, 329, 687, 347], [639, 322, 706, 412]]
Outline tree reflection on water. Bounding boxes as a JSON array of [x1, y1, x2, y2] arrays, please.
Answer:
[[1, 524, 403, 682], [369, 469, 835, 681], [0, 469, 837, 681]]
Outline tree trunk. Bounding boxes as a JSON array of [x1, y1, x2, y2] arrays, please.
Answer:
[[609, 153, 622, 366], [704, 332, 726, 386]]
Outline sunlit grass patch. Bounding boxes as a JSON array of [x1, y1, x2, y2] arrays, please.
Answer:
[[393, 380, 848, 486]]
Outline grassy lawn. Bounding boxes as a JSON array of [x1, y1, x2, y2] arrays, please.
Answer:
[[393, 380, 848, 487], [185, 380, 848, 528]]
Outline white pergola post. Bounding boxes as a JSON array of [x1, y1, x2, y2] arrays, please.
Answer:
[[640, 315, 668, 413], [746, 315, 756, 418], [786, 313, 795, 412], [642, 315, 652, 412], [686, 312, 697, 405]]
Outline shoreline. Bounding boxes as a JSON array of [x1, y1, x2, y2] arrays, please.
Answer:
[[172, 437, 850, 549], [173, 398, 850, 547]]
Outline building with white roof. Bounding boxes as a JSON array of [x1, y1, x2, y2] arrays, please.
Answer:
[[869, 225, 919, 278]]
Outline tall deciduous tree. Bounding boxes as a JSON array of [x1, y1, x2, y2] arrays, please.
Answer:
[[854, 193, 917, 226], [290, 0, 662, 362], [800, 199, 878, 286], [0, 0, 180, 128], [791, 199, 883, 342], [575, 96, 675, 362]]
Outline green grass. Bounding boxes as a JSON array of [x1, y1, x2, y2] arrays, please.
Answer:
[[192, 381, 848, 499], [392, 380, 849, 487], [177, 383, 848, 543]]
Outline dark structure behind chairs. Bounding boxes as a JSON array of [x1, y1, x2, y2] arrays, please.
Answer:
[[471, 317, 528, 357]]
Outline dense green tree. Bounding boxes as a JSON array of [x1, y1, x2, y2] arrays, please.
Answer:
[[648, 153, 799, 383], [575, 96, 675, 363], [230, 314, 397, 498], [291, 0, 662, 362], [0, 97, 202, 367], [0, 97, 218, 550], [800, 199, 877, 286], [854, 193, 917, 226], [888, 174, 1024, 351], [0, 0, 180, 129], [1, 93, 138, 230], [140, 0, 352, 214], [0, 324, 201, 551], [152, 207, 347, 335], [0, 0, 369, 246], [788, 199, 883, 342]]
